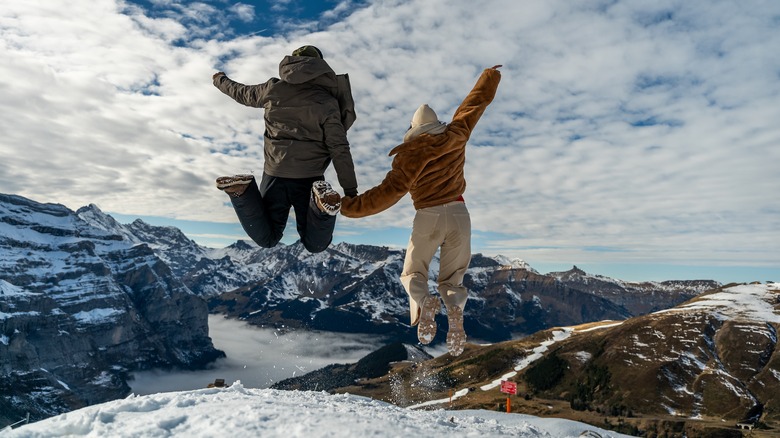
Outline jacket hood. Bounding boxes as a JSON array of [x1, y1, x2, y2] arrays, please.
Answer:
[[279, 55, 337, 86]]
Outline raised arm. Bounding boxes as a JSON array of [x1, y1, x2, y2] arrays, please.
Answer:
[[446, 66, 502, 140], [212, 72, 268, 108]]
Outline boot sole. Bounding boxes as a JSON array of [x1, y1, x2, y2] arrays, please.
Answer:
[[312, 181, 341, 216], [417, 295, 439, 345], [216, 175, 254, 189], [446, 306, 466, 356]]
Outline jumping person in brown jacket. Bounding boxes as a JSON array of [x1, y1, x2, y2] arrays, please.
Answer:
[[213, 45, 358, 253], [341, 66, 501, 356]]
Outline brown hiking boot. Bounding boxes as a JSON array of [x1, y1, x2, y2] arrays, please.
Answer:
[[311, 180, 341, 215], [216, 175, 254, 198], [446, 305, 466, 356], [416, 295, 440, 345]]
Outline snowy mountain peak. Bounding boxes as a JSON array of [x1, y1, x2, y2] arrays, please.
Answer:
[[493, 255, 537, 272], [76, 203, 137, 242], [550, 265, 616, 283]]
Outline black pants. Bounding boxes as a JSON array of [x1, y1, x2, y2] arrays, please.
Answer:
[[230, 173, 336, 253]]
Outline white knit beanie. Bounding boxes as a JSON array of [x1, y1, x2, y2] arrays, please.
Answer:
[[404, 104, 447, 142]]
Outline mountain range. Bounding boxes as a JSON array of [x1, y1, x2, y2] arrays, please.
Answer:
[[1, 193, 726, 429], [54, 195, 720, 347]]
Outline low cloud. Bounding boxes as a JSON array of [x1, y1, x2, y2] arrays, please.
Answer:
[[129, 315, 388, 394]]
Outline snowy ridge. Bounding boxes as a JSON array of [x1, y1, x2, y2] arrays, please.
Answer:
[[549, 266, 717, 295], [0, 196, 127, 252], [653, 282, 780, 323], [0, 279, 35, 298], [5, 382, 633, 438], [493, 255, 538, 272], [75, 204, 140, 244]]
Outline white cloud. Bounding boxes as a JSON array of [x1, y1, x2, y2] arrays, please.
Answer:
[[1, 0, 778, 272], [229, 3, 255, 22]]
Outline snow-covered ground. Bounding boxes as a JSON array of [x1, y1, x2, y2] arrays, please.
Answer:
[[4, 382, 633, 438]]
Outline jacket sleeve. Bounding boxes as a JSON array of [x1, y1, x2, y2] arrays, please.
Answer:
[[323, 114, 359, 197], [446, 68, 501, 141], [213, 75, 269, 108], [340, 154, 421, 218], [322, 98, 357, 196], [326, 75, 358, 195], [335, 74, 357, 131]]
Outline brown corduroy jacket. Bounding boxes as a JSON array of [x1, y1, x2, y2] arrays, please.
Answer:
[[340, 68, 501, 218]]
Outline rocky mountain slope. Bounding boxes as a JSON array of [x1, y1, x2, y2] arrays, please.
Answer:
[[302, 282, 779, 437], [549, 265, 718, 315], [0, 194, 224, 426]]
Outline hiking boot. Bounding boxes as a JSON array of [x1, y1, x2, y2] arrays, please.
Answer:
[[311, 180, 341, 215], [446, 305, 466, 356], [416, 295, 440, 345], [216, 175, 254, 198]]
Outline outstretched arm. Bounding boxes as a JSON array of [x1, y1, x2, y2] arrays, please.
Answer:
[[446, 66, 502, 140], [340, 154, 425, 218], [212, 72, 268, 108]]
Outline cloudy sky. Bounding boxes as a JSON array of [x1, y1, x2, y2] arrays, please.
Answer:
[[1, 0, 778, 283]]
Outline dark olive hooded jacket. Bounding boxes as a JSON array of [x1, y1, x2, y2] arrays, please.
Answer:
[[214, 55, 358, 195]]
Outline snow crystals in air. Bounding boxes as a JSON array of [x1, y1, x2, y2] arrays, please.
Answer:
[[5, 382, 633, 438]]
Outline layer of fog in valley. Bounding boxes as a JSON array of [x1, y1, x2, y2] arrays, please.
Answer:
[[129, 315, 394, 395]]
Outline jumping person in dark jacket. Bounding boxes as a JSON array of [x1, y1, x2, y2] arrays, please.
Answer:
[[213, 45, 358, 253]]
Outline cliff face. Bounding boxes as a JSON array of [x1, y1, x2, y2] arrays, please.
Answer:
[[0, 194, 224, 425], [548, 266, 720, 315]]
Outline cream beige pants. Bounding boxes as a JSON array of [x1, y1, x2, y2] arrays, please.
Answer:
[[401, 201, 472, 325]]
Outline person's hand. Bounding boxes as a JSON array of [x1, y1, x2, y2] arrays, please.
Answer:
[[213, 71, 226, 80], [490, 65, 502, 70]]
